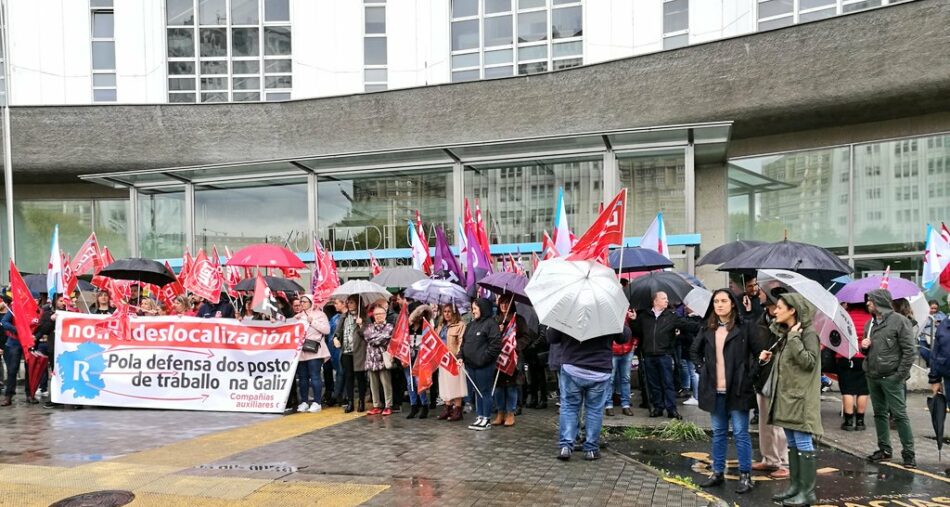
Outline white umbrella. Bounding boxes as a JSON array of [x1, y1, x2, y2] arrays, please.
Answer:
[[908, 293, 930, 330], [525, 258, 629, 342], [758, 269, 859, 358], [683, 287, 712, 318], [331, 280, 390, 306]]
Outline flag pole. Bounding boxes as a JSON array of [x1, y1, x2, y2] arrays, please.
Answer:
[[618, 190, 628, 280], [490, 369, 500, 398]]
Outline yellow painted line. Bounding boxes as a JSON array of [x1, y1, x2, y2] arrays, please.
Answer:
[[881, 461, 950, 484], [111, 408, 361, 468]]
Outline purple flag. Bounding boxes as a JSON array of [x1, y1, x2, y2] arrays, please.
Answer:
[[433, 225, 464, 284], [465, 222, 493, 296]]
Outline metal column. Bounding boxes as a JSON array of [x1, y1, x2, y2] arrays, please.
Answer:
[[184, 183, 195, 252], [127, 187, 138, 257], [685, 131, 696, 275]]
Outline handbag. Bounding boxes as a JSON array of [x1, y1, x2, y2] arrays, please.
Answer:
[[302, 338, 321, 354], [759, 366, 775, 398]]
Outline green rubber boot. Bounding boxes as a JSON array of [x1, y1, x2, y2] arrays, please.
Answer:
[[771, 449, 800, 502], [783, 450, 817, 507]]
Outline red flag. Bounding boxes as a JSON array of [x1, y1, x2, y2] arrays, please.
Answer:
[[567, 188, 627, 262], [880, 265, 891, 290], [61, 251, 78, 297], [387, 304, 411, 366], [91, 246, 116, 289], [184, 249, 222, 303], [542, 230, 559, 260], [9, 262, 40, 350], [369, 250, 383, 277], [71, 232, 102, 275], [414, 211, 434, 276], [531, 252, 540, 272], [496, 317, 519, 376], [250, 272, 277, 315], [312, 240, 340, 307], [180, 248, 195, 287], [940, 263, 950, 291], [95, 300, 131, 340], [158, 261, 185, 311], [412, 319, 458, 393], [474, 199, 491, 256]]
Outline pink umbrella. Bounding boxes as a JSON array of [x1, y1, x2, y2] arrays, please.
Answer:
[[225, 244, 305, 269], [835, 276, 921, 304]]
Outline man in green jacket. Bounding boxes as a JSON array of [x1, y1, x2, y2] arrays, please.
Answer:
[[862, 289, 916, 468]]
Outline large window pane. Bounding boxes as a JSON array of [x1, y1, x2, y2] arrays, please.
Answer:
[[196, 180, 308, 252], [484, 15, 512, 47], [264, 0, 290, 22], [552, 6, 582, 39], [452, 52, 479, 69], [198, 0, 227, 25], [853, 134, 950, 253], [663, 0, 689, 33], [452, 19, 479, 51], [485, 0, 511, 14], [264, 27, 291, 55], [452, 0, 478, 18], [518, 10, 547, 43], [233, 60, 260, 74], [14, 201, 94, 274], [484, 48, 513, 65], [619, 151, 687, 235], [92, 12, 114, 38], [727, 147, 850, 253], [318, 169, 454, 252], [92, 41, 116, 70], [464, 159, 602, 244], [758, 0, 794, 19], [230, 0, 259, 25], [138, 190, 185, 259], [166, 0, 194, 25], [167, 28, 195, 58], [168, 60, 195, 75], [364, 37, 387, 65], [484, 65, 513, 78], [93, 89, 117, 102], [231, 27, 260, 57], [365, 6, 386, 34], [199, 28, 227, 57], [94, 200, 129, 260]]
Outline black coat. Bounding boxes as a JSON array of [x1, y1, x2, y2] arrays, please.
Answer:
[[690, 321, 757, 413], [631, 309, 699, 357], [461, 300, 502, 369]]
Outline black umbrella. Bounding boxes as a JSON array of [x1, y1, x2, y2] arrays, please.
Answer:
[[22, 274, 95, 294], [624, 271, 694, 310], [608, 247, 674, 273], [697, 240, 768, 266], [98, 258, 177, 286], [718, 239, 852, 284], [234, 276, 304, 293], [928, 393, 947, 461]]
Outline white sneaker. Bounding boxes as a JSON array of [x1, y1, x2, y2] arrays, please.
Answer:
[[467, 416, 484, 430], [308, 403, 322, 413], [477, 418, 492, 431], [38, 390, 48, 398], [297, 402, 309, 412], [683, 397, 698, 406]]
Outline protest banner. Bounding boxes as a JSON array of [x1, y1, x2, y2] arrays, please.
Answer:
[[52, 313, 305, 413]]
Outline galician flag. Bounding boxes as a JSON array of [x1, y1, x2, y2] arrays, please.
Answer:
[[47, 225, 64, 297], [640, 212, 670, 260], [552, 187, 573, 257], [923, 224, 950, 290]]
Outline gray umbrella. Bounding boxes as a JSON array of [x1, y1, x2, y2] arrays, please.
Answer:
[[718, 239, 852, 284], [697, 240, 767, 266], [371, 266, 427, 289]]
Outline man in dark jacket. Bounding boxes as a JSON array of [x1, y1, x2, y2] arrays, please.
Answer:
[[630, 291, 697, 419], [196, 298, 235, 319], [928, 315, 950, 401], [549, 327, 628, 461], [862, 289, 916, 467]]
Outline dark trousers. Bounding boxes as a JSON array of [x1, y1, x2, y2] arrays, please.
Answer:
[[391, 365, 406, 408], [340, 354, 367, 403], [525, 352, 549, 403], [867, 376, 915, 459], [3, 340, 22, 397], [644, 354, 676, 412]]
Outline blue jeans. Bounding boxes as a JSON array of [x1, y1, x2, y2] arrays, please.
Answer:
[[467, 364, 496, 418], [558, 368, 610, 452], [607, 351, 633, 409], [644, 355, 676, 412], [297, 358, 324, 404], [710, 393, 753, 474], [3, 340, 22, 397], [493, 385, 518, 412], [685, 359, 699, 399], [784, 429, 814, 452], [404, 365, 428, 406]]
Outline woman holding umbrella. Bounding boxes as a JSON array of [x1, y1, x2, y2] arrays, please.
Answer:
[[691, 289, 756, 495], [493, 294, 532, 427], [759, 293, 822, 507]]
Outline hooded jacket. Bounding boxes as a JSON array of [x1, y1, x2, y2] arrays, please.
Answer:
[[766, 293, 823, 436], [862, 289, 915, 380], [460, 299, 502, 369], [928, 317, 950, 382]]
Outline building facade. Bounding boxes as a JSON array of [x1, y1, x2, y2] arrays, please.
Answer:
[[0, 0, 947, 287]]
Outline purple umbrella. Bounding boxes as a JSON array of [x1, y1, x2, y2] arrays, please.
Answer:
[[477, 272, 531, 305], [405, 279, 472, 311], [835, 276, 921, 304]]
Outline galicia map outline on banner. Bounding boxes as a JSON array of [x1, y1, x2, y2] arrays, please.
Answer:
[[52, 313, 305, 413]]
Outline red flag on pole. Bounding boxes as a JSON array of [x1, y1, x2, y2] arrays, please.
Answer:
[[387, 304, 411, 366], [61, 251, 78, 298], [567, 188, 627, 263], [71, 232, 102, 275], [474, 199, 491, 256], [91, 246, 115, 289], [412, 319, 458, 393], [496, 317, 519, 376], [9, 262, 39, 350], [415, 211, 434, 276], [369, 250, 383, 277], [879, 265, 891, 290], [531, 252, 540, 272], [541, 230, 559, 260], [158, 261, 185, 311], [180, 247, 194, 287], [95, 299, 131, 340], [184, 248, 222, 303], [250, 272, 278, 316]]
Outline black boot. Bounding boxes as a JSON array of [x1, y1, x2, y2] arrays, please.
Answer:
[[699, 472, 724, 488], [419, 405, 429, 419], [357, 399, 366, 413], [855, 413, 866, 431], [735, 472, 754, 494], [343, 399, 354, 413], [841, 413, 855, 431], [407, 404, 420, 419]]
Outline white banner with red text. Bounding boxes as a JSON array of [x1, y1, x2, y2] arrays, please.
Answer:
[[52, 313, 305, 413]]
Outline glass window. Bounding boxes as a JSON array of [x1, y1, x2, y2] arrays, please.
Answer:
[[91, 0, 113, 6], [318, 169, 454, 251], [200, 76, 228, 89], [196, 180, 307, 252], [199, 28, 227, 57], [663, 33, 688, 49], [843, 0, 882, 13], [233, 91, 261, 101], [552, 57, 581, 70], [93, 73, 116, 87], [518, 61, 547, 74], [201, 91, 228, 102], [663, 0, 688, 34], [484, 15, 512, 47], [552, 6, 582, 39], [94, 200, 129, 260], [264, 27, 291, 55], [364, 37, 387, 65], [451, 53, 479, 69], [233, 60, 260, 74], [264, 0, 290, 22], [265, 91, 291, 101], [364, 68, 387, 82], [166, 0, 194, 25], [519, 0, 546, 9], [92, 12, 114, 38], [518, 10, 547, 43], [484, 48, 513, 65], [264, 59, 292, 73], [138, 190, 185, 259], [518, 44, 547, 61], [14, 201, 95, 273], [619, 151, 687, 234], [169, 92, 196, 102], [92, 41, 116, 69], [365, 6, 386, 34], [167, 28, 195, 58], [452, 69, 480, 82], [364, 84, 387, 92], [198, 0, 227, 25], [484, 65, 513, 78], [757, 16, 794, 30], [168, 77, 196, 90], [553, 40, 581, 57], [230, 0, 259, 25], [853, 257, 923, 285], [728, 147, 850, 253], [464, 159, 602, 244], [168, 60, 195, 74], [232, 27, 260, 57], [758, 0, 794, 19], [800, 0, 835, 10], [200, 60, 228, 74], [452, 19, 479, 51], [232, 76, 260, 90], [799, 8, 835, 22], [452, 0, 478, 18], [485, 0, 511, 14], [93, 89, 117, 102], [264, 75, 292, 88]]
